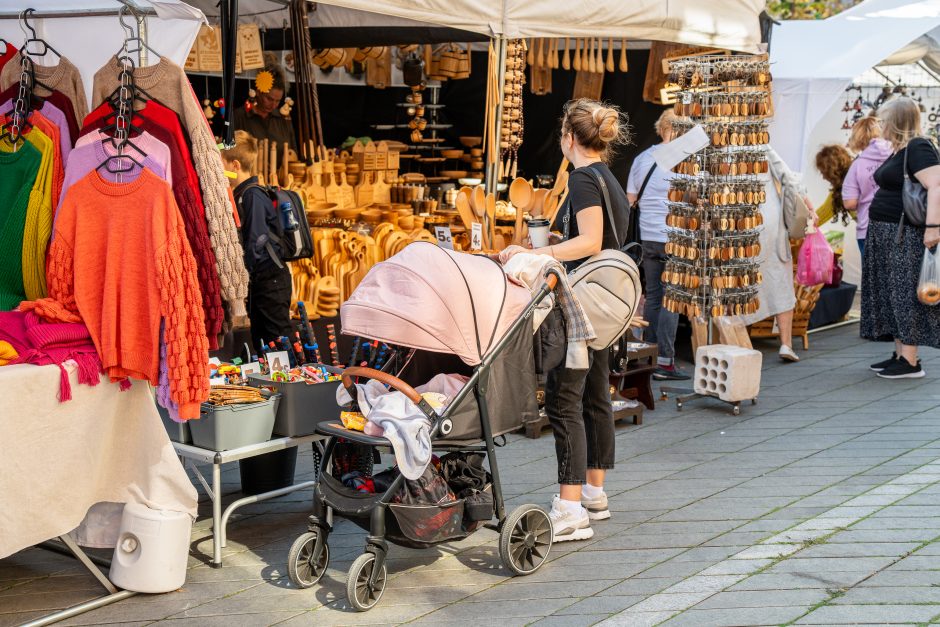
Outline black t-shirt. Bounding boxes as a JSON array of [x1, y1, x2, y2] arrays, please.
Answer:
[[869, 137, 939, 224], [555, 162, 629, 268]]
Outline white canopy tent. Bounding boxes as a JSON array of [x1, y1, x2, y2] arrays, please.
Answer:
[[0, 0, 206, 111], [187, 0, 765, 52], [769, 0, 940, 173]]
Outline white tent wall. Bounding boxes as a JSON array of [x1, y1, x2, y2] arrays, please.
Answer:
[[187, 0, 764, 52], [770, 0, 940, 173], [0, 1, 206, 113]]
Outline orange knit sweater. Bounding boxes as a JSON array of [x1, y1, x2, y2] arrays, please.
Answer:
[[47, 169, 209, 419]]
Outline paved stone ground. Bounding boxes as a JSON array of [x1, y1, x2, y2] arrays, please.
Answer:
[[3, 325, 940, 627]]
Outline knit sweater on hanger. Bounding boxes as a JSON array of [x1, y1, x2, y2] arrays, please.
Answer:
[[0, 53, 88, 125], [1, 120, 56, 301], [81, 101, 225, 345], [47, 169, 209, 419], [92, 55, 248, 319], [0, 142, 41, 310], [0, 98, 71, 160]]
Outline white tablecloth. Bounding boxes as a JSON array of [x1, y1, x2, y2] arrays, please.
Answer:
[[0, 363, 197, 558]]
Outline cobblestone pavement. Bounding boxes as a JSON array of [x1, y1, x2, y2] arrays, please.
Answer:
[[3, 325, 940, 626]]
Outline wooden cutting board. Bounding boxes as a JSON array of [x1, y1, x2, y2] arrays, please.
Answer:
[[355, 171, 374, 207], [372, 170, 391, 204], [339, 172, 355, 209]]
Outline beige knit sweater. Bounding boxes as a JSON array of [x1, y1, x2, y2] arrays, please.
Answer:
[[0, 52, 88, 126], [92, 56, 248, 318]]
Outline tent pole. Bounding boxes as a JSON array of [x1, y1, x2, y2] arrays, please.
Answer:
[[486, 35, 507, 195], [221, 0, 239, 146]]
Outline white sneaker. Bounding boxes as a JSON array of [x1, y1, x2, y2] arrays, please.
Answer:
[[548, 496, 594, 542], [581, 491, 611, 521], [779, 345, 800, 362]]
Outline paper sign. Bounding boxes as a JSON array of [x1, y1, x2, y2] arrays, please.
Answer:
[[654, 124, 709, 171], [266, 351, 290, 373], [434, 226, 454, 250], [470, 223, 483, 250], [184, 36, 200, 71], [240, 362, 261, 376]]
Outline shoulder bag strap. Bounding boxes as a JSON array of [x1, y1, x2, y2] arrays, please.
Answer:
[[588, 163, 621, 247], [635, 163, 657, 205]]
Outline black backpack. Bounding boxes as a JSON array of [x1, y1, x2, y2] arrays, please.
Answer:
[[240, 185, 313, 267]]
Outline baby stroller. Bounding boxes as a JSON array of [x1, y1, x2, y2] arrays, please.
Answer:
[[286, 242, 560, 610]]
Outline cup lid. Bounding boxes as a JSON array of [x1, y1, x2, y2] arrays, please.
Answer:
[[527, 218, 550, 227]]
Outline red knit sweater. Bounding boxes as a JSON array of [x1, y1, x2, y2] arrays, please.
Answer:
[[47, 169, 209, 419]]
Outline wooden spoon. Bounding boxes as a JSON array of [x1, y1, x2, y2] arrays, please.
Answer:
[[596, 39, 604, 74], [586, 38, 595, 73], [562, 38, 571, 70], [536, 38, 544, 69], [509, 176, 533, 211], [486, 192, 497, 249], [529, 188, 549, 217], [513, 202, 526, 244], [606, 37, 615, 72], [527, 38, 535, 65], [573, 38, 581, 71], [553, 38, 560, 69], [455, 190, 476, 229], [471, 186, 486, 220], [619, 38, 629, 72]]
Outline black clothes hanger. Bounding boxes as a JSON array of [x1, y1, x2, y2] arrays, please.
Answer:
[[20, 9, 62, 62]]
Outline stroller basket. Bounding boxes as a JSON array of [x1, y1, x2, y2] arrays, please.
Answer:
[[387, 500, 468, 549]]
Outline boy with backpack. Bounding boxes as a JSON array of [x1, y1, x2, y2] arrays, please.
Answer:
[[221, 131, 296, 349]]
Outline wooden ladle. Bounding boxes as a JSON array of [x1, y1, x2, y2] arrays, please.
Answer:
[[455, 191, 476, 229], [509, 177, 533, 211]]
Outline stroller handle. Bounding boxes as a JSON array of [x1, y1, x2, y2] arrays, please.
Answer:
[[342, 366, 423, 405]]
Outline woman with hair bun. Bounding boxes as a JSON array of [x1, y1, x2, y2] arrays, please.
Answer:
[[500, 98, 631, 542]]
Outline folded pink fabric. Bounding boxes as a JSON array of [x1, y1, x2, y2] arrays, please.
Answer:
[[0, 309, 103, 400]]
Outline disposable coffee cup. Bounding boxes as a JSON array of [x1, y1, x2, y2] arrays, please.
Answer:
[[528, 218, 551, 248]]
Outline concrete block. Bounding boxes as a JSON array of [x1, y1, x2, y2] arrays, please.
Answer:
[[693, 344, 762, 402]]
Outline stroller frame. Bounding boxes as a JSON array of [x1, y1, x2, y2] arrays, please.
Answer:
[[286, 269, 560, 611]]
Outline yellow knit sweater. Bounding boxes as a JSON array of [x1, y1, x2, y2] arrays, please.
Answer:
[[0, 127, 53, 299]]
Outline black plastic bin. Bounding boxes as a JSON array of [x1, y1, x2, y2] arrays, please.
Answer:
[[248, 366, 343, 436], [239, 447, 298, 495]]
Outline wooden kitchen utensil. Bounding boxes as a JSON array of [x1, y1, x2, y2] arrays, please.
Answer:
[[619, 38, 628, 72], [338, 172, 355, 208], [455, 190, 476, 229], [355, 171, 374, 206], [562, 38, 571, 70], [537, 37, 544, 68], [596, 38, 604, 74], [509, 177, 533, 211], [606, 38, 615, 72], [485, 192, 497, 250], [573, 38, 581, 71], [372, 170, 391, 204], [587, 38, 596, 73], [471, 186, 486, 220], [529, 188, 549, 217]]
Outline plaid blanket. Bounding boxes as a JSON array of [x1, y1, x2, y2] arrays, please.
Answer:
[[503, 253, 596, 369]]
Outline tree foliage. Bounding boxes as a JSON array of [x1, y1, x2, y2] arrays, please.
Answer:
[[767, 0, 862, 19]]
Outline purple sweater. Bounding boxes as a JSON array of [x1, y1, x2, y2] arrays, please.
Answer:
[[842, 139, 893, 239], [0, 98, 72, 160]]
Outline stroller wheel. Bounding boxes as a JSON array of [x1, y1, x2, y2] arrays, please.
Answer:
[[499, 504, 553, 576], [346, 552, 388, 611], [287, 531, 330, 588]]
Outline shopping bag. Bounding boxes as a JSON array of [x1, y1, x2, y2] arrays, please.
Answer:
[[917, 247, 940, 306], [796, 228, 834, 286]]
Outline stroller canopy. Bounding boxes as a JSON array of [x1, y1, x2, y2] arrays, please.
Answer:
[[341, 242, 533, 366]]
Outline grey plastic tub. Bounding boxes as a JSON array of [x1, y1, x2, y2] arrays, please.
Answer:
[[157, 403, 192, 444], [248, 367, 342, 437], [189, 392, 281, 451]]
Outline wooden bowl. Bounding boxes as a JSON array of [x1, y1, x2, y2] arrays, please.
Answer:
[[459, 136, 483, 148], [398, 215, 415, 230], [441, 149, 464, 159], [361, 209, 383, 224], [334, 207, 362, 220], [305, 202, 338, 221], [441, 170, 468, 179]]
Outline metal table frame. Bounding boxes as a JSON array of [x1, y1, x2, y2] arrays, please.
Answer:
[[173, 435, 324, 567]]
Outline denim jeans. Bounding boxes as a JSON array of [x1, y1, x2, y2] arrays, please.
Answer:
[[641, 241, 680, 361], [545, 348, 615, 485]]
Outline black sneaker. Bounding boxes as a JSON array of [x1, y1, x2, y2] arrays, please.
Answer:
[[653, 364, 691, 380], [870, 353, 899, 372], [876, 358, 925, 379]]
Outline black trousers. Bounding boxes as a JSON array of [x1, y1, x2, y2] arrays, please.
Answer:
[[545, 347, 615, 485], [248, 265, 293, 351]]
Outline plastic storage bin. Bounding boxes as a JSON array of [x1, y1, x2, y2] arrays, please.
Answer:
[[157, 404, 191, 444], [248, 367, 342, 436], [189, 391, 281, 451]]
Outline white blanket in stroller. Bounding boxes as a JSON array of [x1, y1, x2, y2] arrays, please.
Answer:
[[336, 375, 467, 479]]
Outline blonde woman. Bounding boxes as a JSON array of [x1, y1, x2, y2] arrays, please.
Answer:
[[500, 99, 630, 541], [863, 97, 940, 378], [843, 116, 892, 259]]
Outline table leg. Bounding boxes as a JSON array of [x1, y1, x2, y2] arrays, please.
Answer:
[[212, 462, 222, 568]]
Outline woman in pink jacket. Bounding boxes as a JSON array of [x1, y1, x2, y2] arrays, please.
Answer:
[[842, 116, 893, 260]]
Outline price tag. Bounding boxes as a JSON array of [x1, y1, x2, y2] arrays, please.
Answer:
[[434, 226, 454, 250], [470, 223, 483, 250]]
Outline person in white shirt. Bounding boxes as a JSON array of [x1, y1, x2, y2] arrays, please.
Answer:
[[626, 110, 689, 380]]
